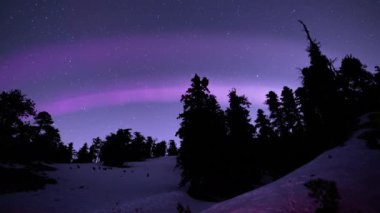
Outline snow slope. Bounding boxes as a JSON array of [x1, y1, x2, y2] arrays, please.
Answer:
[[2, 114, 379, 212], [0, 156, 214, 213], [202, 114, 380, 213]]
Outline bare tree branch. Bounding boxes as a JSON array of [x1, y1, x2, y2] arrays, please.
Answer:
[[298, 20, 315, 45]]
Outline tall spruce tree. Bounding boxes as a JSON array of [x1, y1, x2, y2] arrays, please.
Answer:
[[66, 142, 74, 163], [89, 137, 102, 163], [54, 142, 72, 163], [226, 89, 255, 145], [129, 132, 146, 161], [280, 87, 308, 174], [254, 109, 275, 142], [144, 136, 155, 158], [225, 89, 257, 195], [295, 87, 315, 132], [77, 143, 91, 163], [337, 55, 374, 116], [152, 140, 167, 157], [280, 86, 302, 135], [100, 128, 132, 167], [33, 111, 62, 162], [254, 109, 279, 177], [0, 90, 35, 162], [176, 74, 227, 200], [167, 140, 178, 156], [298, 20, 343, 150], [265, 91, 284, 137]]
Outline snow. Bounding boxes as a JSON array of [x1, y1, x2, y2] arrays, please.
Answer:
[[2, 114, 380, 212], [0, 156, 214, 213], [202, 114, 380, 213]]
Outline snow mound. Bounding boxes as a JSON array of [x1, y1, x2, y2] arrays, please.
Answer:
[[0, 156, 214, 212], [202, 114, 380, 213]]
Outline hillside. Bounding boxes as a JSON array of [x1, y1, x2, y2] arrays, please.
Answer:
[[1, 114, 379, 212], [202, 113, 380, 213]]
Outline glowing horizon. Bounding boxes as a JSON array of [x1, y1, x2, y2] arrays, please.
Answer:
[[38, 83, 279, 116]]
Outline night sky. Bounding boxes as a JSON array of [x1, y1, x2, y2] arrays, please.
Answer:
[[1, 0, 379, 149]]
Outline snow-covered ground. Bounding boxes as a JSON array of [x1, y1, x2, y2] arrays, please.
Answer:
[[202, 114, 380, 213], [1, 114, 379, 212], [0, 156, 214, 213]]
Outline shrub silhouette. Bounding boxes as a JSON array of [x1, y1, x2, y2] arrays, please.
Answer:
[[304, 178, 340, 213], [0, 167, 56, 194]]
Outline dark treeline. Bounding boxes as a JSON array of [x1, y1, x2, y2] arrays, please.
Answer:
[[0, 90, 178, 166], [176, 22, 380, 201], [78, 130, 175, 166]]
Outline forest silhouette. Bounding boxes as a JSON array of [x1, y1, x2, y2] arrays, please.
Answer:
[[1, 22, 379, 199], [176, 21, 380, 200]]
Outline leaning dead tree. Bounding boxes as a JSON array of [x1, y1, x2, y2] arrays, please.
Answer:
[[298, 20, 317, 45], [298, 20, 335, 69]]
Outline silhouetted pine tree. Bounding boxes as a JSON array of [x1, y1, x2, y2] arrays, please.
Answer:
[[144, 136, 155, 158], [152, 141, 167, 157], [280, 86, 303, 135], [176, 74, 228, 200], [54, 142, 72, 163], [0, 90, 35, 162], [298, 20, 343, 150], [226, 89, 255, 146], [32, 111, 62, 162], [89, 137, 102, 163], [294, 88, 309, 128], [167, 140, 178, 156], [65, 142, 74, 163], [265, 90, 288, 177], [77, 143, 92, 163], [278, 87, 308, 175], [128, 132, 146, 161], [254, 109, 275, 142], [253, 109, 279, 177], [337, 55, 375, 116], [14, 120, 35, 162], [100, 129, 132, 167], [266, 91, 284, 137], [225, 89, 258, 195]]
